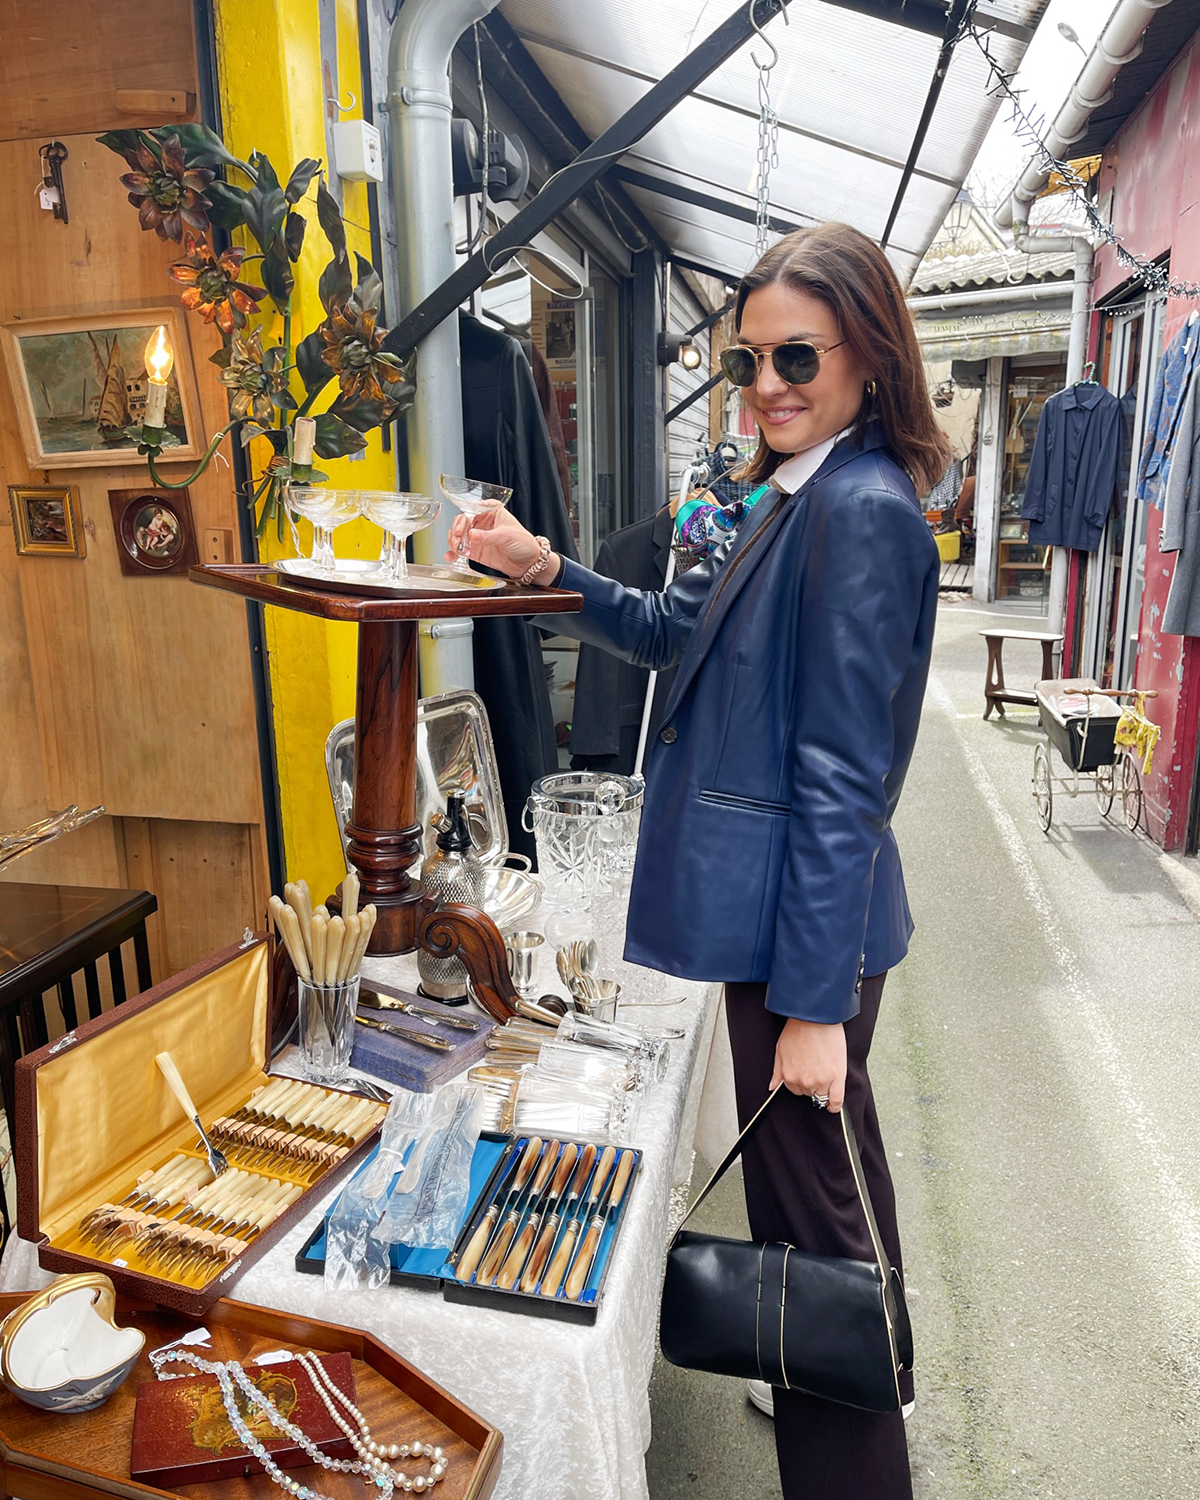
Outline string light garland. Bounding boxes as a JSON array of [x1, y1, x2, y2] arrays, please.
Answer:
[[965, 19, 1200, 302]]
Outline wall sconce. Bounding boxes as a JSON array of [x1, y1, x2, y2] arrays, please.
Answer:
[[658, 334, 703, 370]]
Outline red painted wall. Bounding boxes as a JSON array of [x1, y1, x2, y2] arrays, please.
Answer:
[[1090, 31, 1200, 848]]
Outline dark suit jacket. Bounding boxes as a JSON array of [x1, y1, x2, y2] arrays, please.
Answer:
[[569, 507, 677, 772], [552, 427, 938, 1024], [459, 313, 579, 860], [1020, 383, 1120, 551]]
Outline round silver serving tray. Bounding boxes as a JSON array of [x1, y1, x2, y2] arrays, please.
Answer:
[[276, 557, 505, 596]]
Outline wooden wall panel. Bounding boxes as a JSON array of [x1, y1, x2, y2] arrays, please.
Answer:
[[0, 132, 264, 826], [0, 0, 199, 143]]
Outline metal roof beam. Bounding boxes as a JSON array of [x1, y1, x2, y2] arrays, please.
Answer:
[[613, 166, 811, 238], [382, 0, 797, 360]]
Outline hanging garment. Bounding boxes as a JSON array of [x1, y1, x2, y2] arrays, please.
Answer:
[[1137, 315, 1200, 510], [459, 312, 579, 860], [1159, 367, 1200, 635], [1020, 383, 1121, 552], [569, 507, 678, 773]]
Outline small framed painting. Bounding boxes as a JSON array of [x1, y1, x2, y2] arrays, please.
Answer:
[[108, 486, 198, 575], [0, 307, 202, 469], [8, 484, 86, 558]]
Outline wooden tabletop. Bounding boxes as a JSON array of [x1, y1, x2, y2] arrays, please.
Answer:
[[978, 629, 1063, 642], [0, 883, 157, 1000], [189, 564, 583, 623]]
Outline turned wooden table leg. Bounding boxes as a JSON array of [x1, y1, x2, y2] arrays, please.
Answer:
[[341, 619, 426, 954]]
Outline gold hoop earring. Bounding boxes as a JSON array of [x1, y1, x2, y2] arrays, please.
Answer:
[[866, 379, 877, 397]]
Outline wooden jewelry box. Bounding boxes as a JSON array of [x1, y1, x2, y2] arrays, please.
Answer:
[[15, 935, 384, 1319]]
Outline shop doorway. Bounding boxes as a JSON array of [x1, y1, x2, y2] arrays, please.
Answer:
[[994, 356, 1065, 606], [1082, 296, 1166, 686]]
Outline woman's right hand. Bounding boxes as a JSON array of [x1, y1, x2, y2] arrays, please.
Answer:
[[445, 507, 554, 580]]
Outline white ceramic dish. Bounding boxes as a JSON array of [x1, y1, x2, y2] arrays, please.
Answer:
[[0, 1273, 144, 1412]]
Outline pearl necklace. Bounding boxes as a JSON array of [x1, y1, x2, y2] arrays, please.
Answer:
[[149, 1348, 446, 1497], [298, 1352, 446, 1494]]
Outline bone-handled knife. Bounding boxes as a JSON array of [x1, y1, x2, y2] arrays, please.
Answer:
[[495, 1141, 579, 1291], [479, 1139, 559, 1286], [523, 1141, 596, 1295], [455, 1136, 542, 1283], [541, 1144, 614, 1299], [565, 1148, 636, 1301], [354, 1013, 455, 1053]]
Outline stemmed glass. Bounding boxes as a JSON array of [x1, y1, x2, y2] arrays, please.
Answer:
[[438, 475, 513, 575], [357, 492, 441, 582], [287, 488, 361, 572]]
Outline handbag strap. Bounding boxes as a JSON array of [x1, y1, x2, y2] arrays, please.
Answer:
[[676, 1086, 894, 1279]]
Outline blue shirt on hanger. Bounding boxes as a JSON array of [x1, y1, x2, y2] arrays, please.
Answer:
[[1020, 383, 1121, 552]]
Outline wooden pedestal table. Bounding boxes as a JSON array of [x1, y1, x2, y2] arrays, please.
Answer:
[[189, 564, 582, 1021]]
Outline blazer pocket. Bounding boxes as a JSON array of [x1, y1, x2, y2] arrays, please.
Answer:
[[698, 789, 789, 817]]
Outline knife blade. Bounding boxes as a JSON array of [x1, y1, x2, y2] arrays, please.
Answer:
[[359, 986, 480, 1031], [354, 1013, 456, 1053]]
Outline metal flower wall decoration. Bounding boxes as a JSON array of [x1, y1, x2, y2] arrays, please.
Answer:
[[98, 124, 413, 537]]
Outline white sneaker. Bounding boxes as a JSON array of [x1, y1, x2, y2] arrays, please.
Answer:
[[747, 1381, 915, 1422], [746, 1379, 775, 1416]]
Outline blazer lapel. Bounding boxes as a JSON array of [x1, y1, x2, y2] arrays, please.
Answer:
[[662, 433, 883, 720]]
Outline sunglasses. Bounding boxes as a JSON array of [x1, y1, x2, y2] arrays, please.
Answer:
[[719, 338, 847, 388]]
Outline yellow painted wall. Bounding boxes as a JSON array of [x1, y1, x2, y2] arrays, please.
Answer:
[[214, 0, 396, 902]]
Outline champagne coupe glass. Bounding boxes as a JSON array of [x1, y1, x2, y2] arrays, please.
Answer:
[[358, 492, 441, 582], [438, 475, 513, 576], [286, 487, 360, 572]]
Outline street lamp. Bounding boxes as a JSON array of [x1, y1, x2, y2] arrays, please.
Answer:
[[944, 188, 972, 245], [1057, 22, 1087, 58]]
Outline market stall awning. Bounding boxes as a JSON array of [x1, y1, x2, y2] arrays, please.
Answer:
[[916, 307, 1072, 362], [496, 0, 1050, 284]]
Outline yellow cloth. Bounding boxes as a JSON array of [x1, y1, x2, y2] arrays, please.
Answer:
[[1114, 693, 1160, 776]]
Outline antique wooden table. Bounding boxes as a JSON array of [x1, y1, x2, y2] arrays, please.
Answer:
[[189, 565, 582, 1020], [979, 628, 1062, 721]]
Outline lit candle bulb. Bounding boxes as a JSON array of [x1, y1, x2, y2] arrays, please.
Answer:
[[144, 325, 173, 429], [292, 416, 316, 468]]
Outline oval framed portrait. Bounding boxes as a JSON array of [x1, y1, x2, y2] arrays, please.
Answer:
[[108, 487, 198, 575]]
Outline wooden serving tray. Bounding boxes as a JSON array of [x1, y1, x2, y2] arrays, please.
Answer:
[[0, 1294, 501, 1500]]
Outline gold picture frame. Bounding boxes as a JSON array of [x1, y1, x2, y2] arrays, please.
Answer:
[[8, 484, 86, 558], [0, 307, 202, 470]]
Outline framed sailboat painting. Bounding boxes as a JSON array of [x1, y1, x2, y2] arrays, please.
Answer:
[[0, 308, 202, 469]]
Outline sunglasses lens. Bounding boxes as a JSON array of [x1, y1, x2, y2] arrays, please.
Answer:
[[720, 347, 758, 386], [773, 343, 821, 385]]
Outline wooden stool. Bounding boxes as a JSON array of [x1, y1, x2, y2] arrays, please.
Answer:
[[979, 629, 1061, 720]]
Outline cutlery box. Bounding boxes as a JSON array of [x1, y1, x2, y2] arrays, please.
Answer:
[[294, 1132, 641, 1326], [351, 983, 495, 1092], [14, 935, 383, 1318]]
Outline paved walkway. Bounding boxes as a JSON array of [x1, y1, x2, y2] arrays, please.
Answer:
[[647, 598, 1200, 1499]]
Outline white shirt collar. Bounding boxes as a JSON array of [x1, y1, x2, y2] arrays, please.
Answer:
[[769, 429, 851, 496]]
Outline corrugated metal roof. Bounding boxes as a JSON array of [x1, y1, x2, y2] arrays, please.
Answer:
[[912, 244, 1076, 292], [497, 0, 1050, 283]]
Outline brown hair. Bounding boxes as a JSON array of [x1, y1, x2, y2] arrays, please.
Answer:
[[733, 222, 951, 494]]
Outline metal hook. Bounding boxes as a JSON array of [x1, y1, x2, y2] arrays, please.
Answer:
[[326, 89, 357, 115], [749, 0, 786, 72]]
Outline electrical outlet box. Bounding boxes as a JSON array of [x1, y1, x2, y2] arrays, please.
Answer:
[[203, 528, 234, 564], [332, 119, 384, 184]]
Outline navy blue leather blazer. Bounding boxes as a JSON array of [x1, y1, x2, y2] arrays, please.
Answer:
[[554, 428, 939, 1024]]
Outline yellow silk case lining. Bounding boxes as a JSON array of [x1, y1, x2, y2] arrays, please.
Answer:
[[33, 942, 270, 1243]]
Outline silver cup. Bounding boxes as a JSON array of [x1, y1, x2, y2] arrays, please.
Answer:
[[504, 930, 544, 998]]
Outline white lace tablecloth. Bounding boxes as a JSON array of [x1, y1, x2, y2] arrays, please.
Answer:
[[0, 915, 722, 1500]]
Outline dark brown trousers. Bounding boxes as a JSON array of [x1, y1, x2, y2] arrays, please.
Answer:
[[724, 974, 913, 1500]]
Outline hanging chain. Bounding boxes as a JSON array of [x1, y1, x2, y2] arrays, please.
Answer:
[[750, 42, 780, 261]]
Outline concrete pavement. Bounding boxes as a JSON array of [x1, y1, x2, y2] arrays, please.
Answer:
[[646, 598, 1200, 1498]]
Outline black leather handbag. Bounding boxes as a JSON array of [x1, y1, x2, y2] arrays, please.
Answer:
[[659, 1087, 913, 1412]]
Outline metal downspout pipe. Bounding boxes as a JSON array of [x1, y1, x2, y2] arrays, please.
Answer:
[[387, 0, 502, 692], [1011, 220, 1094, 641]]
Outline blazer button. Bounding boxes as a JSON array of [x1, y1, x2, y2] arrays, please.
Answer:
[[659, 726, 678, 744]]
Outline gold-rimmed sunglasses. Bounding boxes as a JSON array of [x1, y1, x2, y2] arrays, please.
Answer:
[[719, 338, 847, 388]]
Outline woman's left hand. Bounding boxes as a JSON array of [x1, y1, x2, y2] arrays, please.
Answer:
[[770, 1018, 847, 1112]]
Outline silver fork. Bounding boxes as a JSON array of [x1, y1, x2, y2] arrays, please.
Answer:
[[155, 1051, 229, 1177]]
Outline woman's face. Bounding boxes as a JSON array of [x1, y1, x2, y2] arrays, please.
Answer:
[[736, 283, 869, 455]]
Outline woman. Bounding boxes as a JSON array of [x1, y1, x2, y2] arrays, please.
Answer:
[[450, 222, 947, 1500]]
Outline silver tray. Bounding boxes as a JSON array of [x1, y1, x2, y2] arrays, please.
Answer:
[[276, 557, 505, 596], [325, 691, 540, 928]]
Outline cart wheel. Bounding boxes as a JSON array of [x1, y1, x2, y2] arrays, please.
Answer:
[[1122, 754, 1143, 832], [1096, 762, 1115, 818], [1033, 742, 1053, 832]]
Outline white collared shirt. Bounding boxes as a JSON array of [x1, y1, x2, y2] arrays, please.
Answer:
[[769, 429, 852, 496]]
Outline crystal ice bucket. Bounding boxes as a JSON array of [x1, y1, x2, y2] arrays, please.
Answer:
[[523, 772, 644, 915]]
